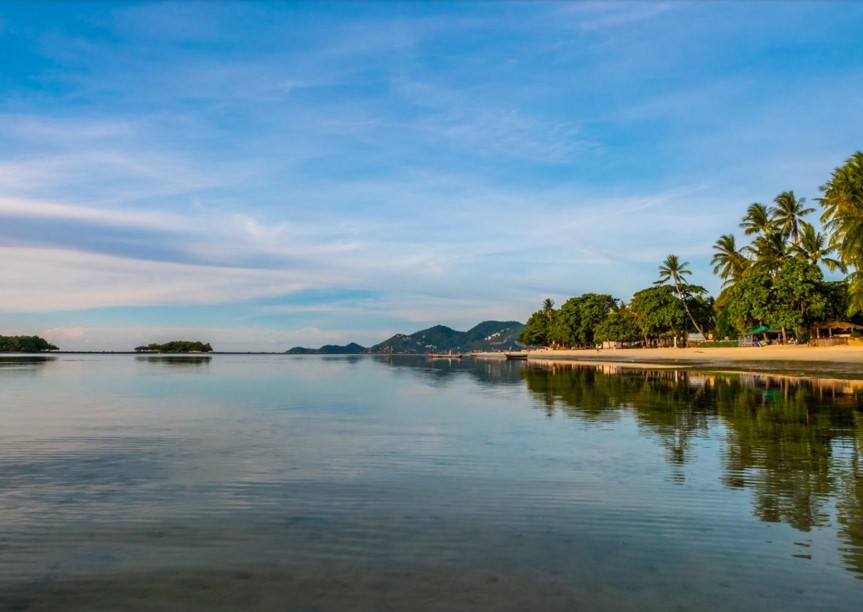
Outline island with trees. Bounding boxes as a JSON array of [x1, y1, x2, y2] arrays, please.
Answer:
[[134, 341, 213, 353], [519, 151, 863, 349], [0, 335, 59, 352]]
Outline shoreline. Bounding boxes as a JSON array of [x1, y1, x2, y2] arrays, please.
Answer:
[[474, 345, 863, 379]]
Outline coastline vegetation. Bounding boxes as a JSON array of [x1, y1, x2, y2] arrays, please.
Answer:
[[520, 151, 863, 348], [134, 341, 213, 353], [0, 335, 59, 352]]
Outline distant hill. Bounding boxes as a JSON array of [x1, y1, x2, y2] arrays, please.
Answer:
[[285, 321, 525, 354], [286, 342, 367, 355], [370, 321, 524, 354], [0, 335, 59, 352]]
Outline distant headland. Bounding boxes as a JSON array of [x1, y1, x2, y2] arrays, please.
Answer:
[[0, 335, 58, 352], [286, 321, 525, 355]]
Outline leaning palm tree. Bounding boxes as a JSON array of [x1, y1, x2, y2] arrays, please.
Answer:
[[711, 234, 749, 288], [792, 223, 845, 273], [739, 202, 772, 237], [770, 190, 814, 245], [655, 254, 705, 337]]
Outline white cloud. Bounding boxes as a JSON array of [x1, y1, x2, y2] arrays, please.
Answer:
[[0, 247, 319, 312]]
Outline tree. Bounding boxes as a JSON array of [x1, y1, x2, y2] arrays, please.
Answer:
[[770, 258, 829, 339], [542, 298, 555, 321], [722, 268, 774, 334], [747, 230, 787, 277], [134, 341, 213, 353], [770, 190, 814, 245], [655, 254, 705, 337], [0, 335, 59, 352], [792, 223, 845, 273], [550, 293, 617, 347], [711, 234, 749, 288], [740, 202, 772, 237], [519, 310, 553, 346], [630, 285, 686, 344], [819, 151, 863, 313], [594, 310, 641, 343]]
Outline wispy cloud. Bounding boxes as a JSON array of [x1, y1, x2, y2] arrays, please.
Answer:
[[0, 1, 859, 348]]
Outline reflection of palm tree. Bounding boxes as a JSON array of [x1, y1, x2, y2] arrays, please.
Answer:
[[770, 190, 814, 245], [656, 254, 705, 337], [793, 224, 845, 273], [740, 202, 772, 237]]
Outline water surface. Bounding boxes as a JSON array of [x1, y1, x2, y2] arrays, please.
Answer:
[[1, 355, 861, 610]]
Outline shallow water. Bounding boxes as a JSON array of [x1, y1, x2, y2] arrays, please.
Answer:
[[0, 354, 861, 610]]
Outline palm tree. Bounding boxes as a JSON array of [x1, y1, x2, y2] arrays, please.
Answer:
[[746, 230, 787, 277], [770, 190, 814, 245], [820, 151, 863, 268], [711, 234, 749, 288], [739, 202, 772, 237], [819, 151, 863, 313], [792, 223, 845, 273], [655, 254, 705, 337], [542, 298, 555, 321]]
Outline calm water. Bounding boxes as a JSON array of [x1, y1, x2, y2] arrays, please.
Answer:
[[1, 354, 861, 611]]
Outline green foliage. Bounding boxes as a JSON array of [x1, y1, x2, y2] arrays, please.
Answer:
[[722, 259, 830, 336], [723, 268, 774, 333], [770, 258, 829, 336], [518, 311, 552, 346], [135, 341, 213, 353], [594, 310, 641, 343], [0, 335, 59, 352], [549, 293, 617, 347], [629, 285, 686, 340], [713, 303, 738, 340], [819, 151, 863, 313]]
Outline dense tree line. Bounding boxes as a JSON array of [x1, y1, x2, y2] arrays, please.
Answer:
[[134, 341, 213, 353], [520, 151, 863, 347], [0, 335, 59, 352]]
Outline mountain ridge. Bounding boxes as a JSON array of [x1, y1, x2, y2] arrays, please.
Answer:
[[286, 320, 524, 354]]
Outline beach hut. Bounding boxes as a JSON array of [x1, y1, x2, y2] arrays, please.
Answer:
[[738, 325, 783, 347], [808, 321, 863, 346]]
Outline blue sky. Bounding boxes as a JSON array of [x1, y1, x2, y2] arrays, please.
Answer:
[[1, 1, 861, 351]]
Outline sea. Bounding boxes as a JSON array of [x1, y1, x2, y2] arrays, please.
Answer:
[[1, 353, 861, 611]]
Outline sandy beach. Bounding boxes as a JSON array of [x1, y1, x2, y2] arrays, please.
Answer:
[[476, 344, 863, 377]]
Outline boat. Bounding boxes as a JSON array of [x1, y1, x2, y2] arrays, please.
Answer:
[[504, 352, 529, 361]]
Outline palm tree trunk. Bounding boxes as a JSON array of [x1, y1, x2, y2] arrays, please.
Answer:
[[674, 281, 705, 338]]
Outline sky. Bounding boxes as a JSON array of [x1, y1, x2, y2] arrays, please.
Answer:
[[1, 1, 861, 351]]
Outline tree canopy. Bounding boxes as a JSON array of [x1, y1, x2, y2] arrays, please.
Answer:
[[0, 335, 59, 352], [134, 341, 213, 353]]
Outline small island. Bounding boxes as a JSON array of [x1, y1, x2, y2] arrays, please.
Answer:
[[134, 341, 213, 353], [0, 335, 59, 352]]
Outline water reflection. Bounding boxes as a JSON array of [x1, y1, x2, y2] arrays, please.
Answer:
[[0, 355, 53, 373], [374, 355, 526, 385], [522, 362, 863, 578], [135, 356, 212, 367]]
